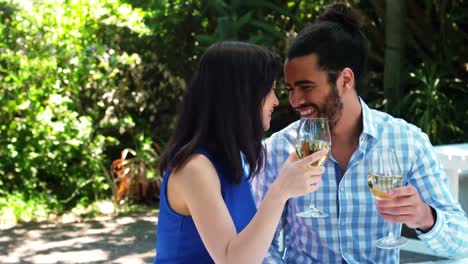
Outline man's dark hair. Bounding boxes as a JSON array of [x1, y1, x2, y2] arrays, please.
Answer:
[[287, 3, 368, 92], [160, 41, 281, 184]]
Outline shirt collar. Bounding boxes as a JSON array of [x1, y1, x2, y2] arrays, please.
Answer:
[[359, 97, 378, 140]]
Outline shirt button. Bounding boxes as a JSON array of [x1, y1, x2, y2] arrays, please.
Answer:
[[340, 221, 345, 226], [340, 187, 344, 192]]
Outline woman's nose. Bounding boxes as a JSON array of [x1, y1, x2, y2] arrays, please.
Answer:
[[273, 93, 279, 107]]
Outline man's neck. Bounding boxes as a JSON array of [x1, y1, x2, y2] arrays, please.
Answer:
[[330, 96, 363, 172], [331, 96, 363, 143]]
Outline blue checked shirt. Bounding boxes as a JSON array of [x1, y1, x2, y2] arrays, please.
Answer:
[[252, 99, 468, 263]]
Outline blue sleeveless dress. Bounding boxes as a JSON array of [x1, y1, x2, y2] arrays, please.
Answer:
[[154, 150, 257, 263]]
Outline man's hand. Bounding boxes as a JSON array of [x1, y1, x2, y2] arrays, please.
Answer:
[[375, 185, 435, 231]]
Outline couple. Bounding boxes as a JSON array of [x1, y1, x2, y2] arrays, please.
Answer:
[[154, 3, 467, 264]]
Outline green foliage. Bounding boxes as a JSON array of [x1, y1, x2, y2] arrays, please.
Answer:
[[402, 64, 465, 144], [0, 0, 173, 222], [354, 0, 467, 143], [132, 133, 161, 181], [400, 0, 468, 143], [195, 0, 292, 47], [0, 191, 53, 224]]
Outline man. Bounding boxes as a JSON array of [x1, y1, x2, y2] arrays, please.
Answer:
[[253, 3, 468, 263]]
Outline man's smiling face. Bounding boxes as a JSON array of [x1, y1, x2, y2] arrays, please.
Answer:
[[284, 53, 343, 130]]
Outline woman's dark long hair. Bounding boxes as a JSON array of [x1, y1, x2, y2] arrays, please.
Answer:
[[159, 41, 281, 184]]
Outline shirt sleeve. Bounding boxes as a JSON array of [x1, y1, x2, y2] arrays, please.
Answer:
[[407, 131, 468, 258], [251, 134, 287, 263]]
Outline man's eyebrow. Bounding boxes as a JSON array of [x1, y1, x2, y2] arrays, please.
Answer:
[[284, 80, 316, 87], [294, 80, 316, 86]]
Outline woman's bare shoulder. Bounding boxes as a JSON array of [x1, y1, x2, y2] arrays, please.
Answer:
[[171, 154, 220, 189]]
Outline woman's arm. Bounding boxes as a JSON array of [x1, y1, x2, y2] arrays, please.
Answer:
[[173, 151, 325, 264]]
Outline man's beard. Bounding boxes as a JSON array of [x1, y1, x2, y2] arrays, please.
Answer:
[[321, 85, 343, 130], [294, 85, 343, 129]]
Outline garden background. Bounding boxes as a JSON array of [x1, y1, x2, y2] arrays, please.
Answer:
[[1, 0, 467, 224]]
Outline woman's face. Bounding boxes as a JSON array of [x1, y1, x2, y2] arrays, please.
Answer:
[[262, 82, 279, 131]]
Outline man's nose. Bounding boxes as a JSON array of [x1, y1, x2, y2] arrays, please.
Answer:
[[289, 89, 305, 107]]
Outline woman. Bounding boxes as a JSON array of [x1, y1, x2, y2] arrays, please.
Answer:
[[155, 41, 325, 263]]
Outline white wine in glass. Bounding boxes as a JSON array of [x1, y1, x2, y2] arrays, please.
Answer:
[[295, 139, 330, 166], [368, 174, 403, 200], [368, 146, 408, 249], [295, 117, 331, 218]]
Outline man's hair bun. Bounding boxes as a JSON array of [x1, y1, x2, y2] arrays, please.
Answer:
[[319, 3, 363, 31]]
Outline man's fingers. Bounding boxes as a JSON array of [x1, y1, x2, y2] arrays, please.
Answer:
[[376, 204, 415, 215], [389, 185, 417, 197], [375, 195, 419, 208], [379, 213, 414, 223]]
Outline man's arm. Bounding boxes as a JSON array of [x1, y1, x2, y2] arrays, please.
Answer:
[[399, 133, 467, 257]]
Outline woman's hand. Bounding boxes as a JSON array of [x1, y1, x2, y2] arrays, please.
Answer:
[[272, 150, 327, 202]]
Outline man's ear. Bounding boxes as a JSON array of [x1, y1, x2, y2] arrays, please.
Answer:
[[337, 67, 355, 95]]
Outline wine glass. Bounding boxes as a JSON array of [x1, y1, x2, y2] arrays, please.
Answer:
[[367, 146, 408, 249], [295, 117, 331, 218]]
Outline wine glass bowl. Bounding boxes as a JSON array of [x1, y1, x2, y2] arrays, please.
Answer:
[[368, 146, 408, 249]]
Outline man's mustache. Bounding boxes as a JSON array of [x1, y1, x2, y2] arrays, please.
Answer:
[[294, 103, 318, 111]]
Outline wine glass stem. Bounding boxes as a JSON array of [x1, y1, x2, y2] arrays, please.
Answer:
[[308, 191, 317, 210], [387, 221, 396, 238]]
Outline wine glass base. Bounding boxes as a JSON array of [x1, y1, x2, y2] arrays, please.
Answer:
[[296, 209, 328, 218], [376, 236, 408, 249]]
